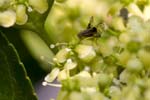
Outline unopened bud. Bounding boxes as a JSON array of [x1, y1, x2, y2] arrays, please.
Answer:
[[138, 49, 150, 69], [16, 4, 28, 25], [57, 69, 68, 81], [64, 59, 77, 70], [44, 68, 60, 82], [75, 44, 96, 62], [111, 17, 126, 31], [126, 57, 143, 73], [28, 0, 48, 14], [0, 10, 16, 27], [54, 48, 71, 63]]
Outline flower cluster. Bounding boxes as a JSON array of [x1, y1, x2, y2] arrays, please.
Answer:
[[43, 0, 150, 100], [0, 0, 48, 27]]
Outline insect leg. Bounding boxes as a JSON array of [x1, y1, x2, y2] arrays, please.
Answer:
[[87, 16, 94, 29]]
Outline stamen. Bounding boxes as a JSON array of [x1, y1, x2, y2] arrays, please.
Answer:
[[43, 81, 62, 87], [42, 82, 48, 86], [46, 83, 62, 87]]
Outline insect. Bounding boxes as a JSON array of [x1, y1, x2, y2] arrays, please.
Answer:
[[119, 7, 129, 26], [77, 16, 102, 39], [119, 7, 128, 21]]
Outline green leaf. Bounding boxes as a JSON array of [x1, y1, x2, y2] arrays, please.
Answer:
[[0, 32, 37, 100]]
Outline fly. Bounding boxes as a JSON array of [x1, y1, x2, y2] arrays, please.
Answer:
[[77, 16, 101, 39], [119, 7, 128, 25], [119, 7, 128, 21]]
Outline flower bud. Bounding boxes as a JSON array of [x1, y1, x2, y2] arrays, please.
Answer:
[[145, 89, 150, 100], [144, 5, 150, 21], [117, 50, 131, 66], [69, 92, 84, 100], [0, 0, 10, 9], [138, 49, 150, 69], [28, 0, 48, 14], [119, 69, 130, 83], [119, 33, 131, 44], [128, 3, 143, 18], [109, 86, 121, 97], [16, 4, 28, 25], [98, 73, 112, 87], [54, 48, 71, 63], [111, 17, 126, 31], [64, 59, 77, 70], [76, 71, 91, 78], [57, 69, 68, 81], [44, 68, 60, 82], [0, 10, 16, 27], [75, 44, 96, 63], [127, 41, 141, 53], [126, 57, 143, 73], [98, 41, 113, 57]]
